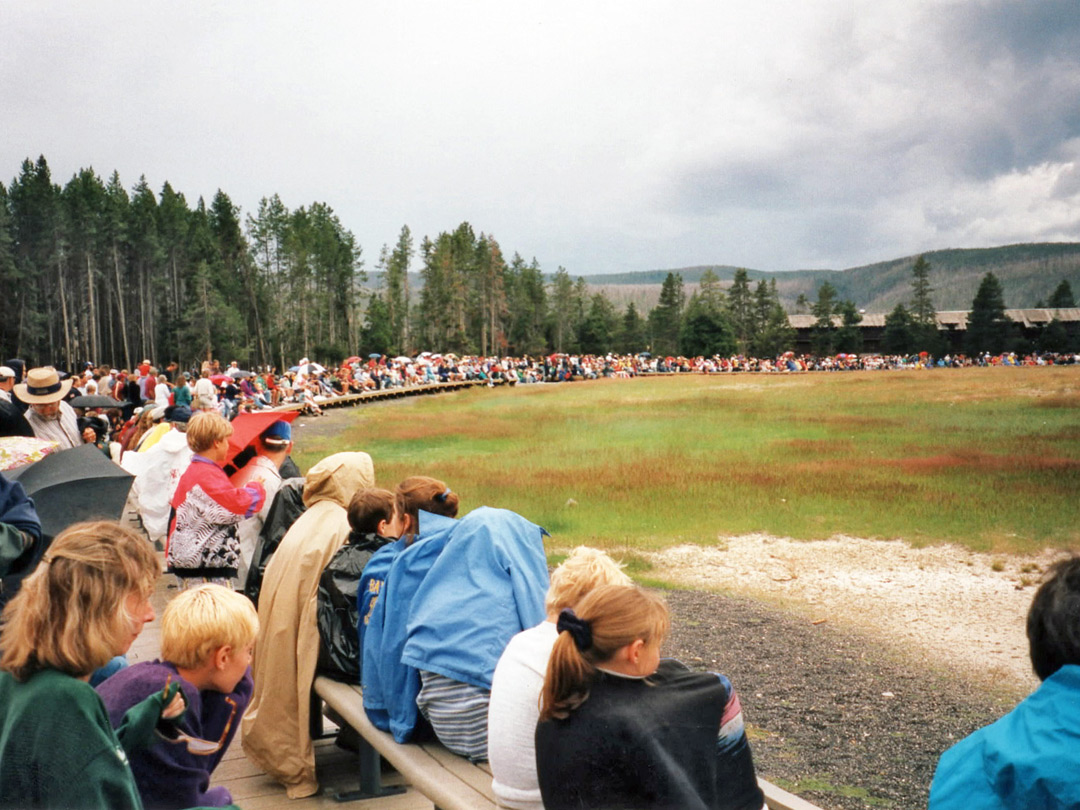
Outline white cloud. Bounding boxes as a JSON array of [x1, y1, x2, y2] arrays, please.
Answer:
[[2, 0, 1078, 274]]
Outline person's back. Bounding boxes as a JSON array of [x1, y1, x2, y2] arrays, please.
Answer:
[[929, 556, 1080, 810], [534, 585, 764, 810], [241, 452, 375, 799]]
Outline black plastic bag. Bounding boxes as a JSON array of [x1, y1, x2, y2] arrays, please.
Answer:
[[316, 533, 391, 682]]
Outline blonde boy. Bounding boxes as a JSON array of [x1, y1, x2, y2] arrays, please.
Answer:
[[96, 584, 258, 810]]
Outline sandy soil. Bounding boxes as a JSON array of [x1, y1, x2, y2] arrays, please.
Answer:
[[643, 534, 1069, 694]]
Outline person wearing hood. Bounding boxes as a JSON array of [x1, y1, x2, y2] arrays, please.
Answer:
[[124, 406, 194, 548], [929, 556, 1080, 809], [241, 451, 375, 799]]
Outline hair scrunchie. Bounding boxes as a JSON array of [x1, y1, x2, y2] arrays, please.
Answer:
[[557, 608, 592, 652]]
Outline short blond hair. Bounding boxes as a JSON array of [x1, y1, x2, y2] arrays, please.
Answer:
[[186, 411, 232, 454], [160, 584, 258, 669], [0, 521, 159, 681], [546, 547, 633, 615]]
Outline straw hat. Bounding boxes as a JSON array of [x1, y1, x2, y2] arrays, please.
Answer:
[[13, 366, 73, 404]]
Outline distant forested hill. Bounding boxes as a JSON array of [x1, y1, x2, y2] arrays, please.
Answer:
[[583, 243, 1080, 313]]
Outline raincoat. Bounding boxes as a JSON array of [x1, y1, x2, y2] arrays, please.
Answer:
[[240, 451, 375, 798], [929, 664, 1080, 810]]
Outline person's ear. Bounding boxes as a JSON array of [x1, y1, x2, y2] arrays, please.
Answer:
[[626, 638, 645, 665], [214, 646, 232, 671]]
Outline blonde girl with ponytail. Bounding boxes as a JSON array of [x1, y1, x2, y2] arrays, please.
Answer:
[[536, 584, 766, 810]]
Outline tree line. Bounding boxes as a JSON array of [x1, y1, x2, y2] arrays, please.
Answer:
[[1, 156, 1075, 370]]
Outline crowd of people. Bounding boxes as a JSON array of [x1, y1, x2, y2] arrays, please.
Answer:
[[3, 344, 1077, 457], [1, 352, 1079, 809]]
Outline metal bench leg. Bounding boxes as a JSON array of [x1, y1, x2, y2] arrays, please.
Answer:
[[333, 736, 407, 802]]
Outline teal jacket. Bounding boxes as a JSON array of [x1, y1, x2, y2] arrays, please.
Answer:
[[930, 664, 1080, 810]]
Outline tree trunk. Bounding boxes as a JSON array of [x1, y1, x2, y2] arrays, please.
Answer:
[[113, 244, 131, 370]]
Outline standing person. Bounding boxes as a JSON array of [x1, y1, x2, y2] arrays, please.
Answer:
[[241, 452, 374, 799], [535, 585, 765, 810], [0, 521, 183, 810], [166, 412, 265, 590], [13, 366, 82, 450], [193, 369, 217, 412], [488, 548, 633, 810], [929, 556, 1080, 809], [230, 420, 293, 584]]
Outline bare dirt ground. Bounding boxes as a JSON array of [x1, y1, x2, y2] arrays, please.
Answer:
[[638, 536, 1070, 810]]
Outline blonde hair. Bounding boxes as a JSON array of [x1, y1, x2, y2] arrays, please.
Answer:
[[539, 585, 669, 722], [0, 521, 159, 681], [186, 411, 233, 454], [395, 476, 459, 544], [546, 547, 633, 615], [160, 584, 258, 669]]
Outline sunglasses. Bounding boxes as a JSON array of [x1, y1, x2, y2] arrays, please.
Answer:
[[155, 678, 238, 755]]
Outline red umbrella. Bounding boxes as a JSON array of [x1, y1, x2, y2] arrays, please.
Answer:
[[344, 356, 361, 364], [210, 374, 231, 385], [226, 410, 299, 463]]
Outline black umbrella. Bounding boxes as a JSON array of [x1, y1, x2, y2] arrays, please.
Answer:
[[69, 394, 124, 409], [7, 443, 134, 539]]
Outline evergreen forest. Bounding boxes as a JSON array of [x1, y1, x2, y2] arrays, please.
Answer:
[[1, 156, 1076, 370]]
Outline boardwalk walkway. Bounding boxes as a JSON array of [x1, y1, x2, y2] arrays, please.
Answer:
[[130, 566, 433, 810]]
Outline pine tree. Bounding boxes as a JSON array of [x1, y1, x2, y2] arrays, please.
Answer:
[[752, 280, 794, 357], [882, 304, 914, 355], [1048, 280, 1075, 309], [834, 300, 863, 354], [727, 268, 753, 352], [385, 225, 413, 353], [648, 272, 684, 355], [578, 293, 619, 354], [810, 282, 838, 355], [618, 302, 646, 353], [965, 272, 1013, 355]]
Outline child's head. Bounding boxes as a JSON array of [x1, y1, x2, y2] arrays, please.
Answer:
[[540, 584, 669, 722], [348, 488, 399, 537], [186, 411, 233, 455], [161, 584, 258, 692], [0, 521, 160, 681], [546, 547, 634, 616], [1027, 556, 1080, 681], [394, 476, 459, 541]]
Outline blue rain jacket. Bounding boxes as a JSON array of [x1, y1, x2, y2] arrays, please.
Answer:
[[360, 512, 458, 740], [401, 506, 549, 690], [929, 664, 1080, 810]]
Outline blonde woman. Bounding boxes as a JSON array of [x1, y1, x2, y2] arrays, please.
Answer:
[[0, 521, 182, 809], [487, 547, 633, 810]]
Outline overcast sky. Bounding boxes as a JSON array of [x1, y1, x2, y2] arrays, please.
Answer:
[[3, 1, 1079, 276]]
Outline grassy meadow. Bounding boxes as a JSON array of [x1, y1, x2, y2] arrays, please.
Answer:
[[293, 367, 1080, 555]]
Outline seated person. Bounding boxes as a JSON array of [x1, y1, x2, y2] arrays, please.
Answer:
[[929, 556, 1080, 809], [536, 585, 765, 810], [0, 521, 181, 810], [398, 507, 549, 760], [316, 488, 402, 682], [241, 452, 375, 799], [97, 584, 257, 810], [488, 547, 632, 810], [166, 411, 265, 590]]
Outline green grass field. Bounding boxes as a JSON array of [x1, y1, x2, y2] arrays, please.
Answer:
[[293, 367, 1080, 555]]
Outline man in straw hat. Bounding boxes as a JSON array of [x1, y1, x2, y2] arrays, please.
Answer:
[[14, 367, 81, 450]]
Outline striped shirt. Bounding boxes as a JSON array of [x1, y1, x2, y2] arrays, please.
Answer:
[[25, 400, 81, 450]]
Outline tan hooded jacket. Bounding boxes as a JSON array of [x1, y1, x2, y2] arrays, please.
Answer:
[[241, 451, 375, 798]]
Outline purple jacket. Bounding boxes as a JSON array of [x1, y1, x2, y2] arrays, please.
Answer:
[[96, 660, 252, 810]]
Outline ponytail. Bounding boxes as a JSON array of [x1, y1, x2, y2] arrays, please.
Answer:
[[539, 585, 669, 722]]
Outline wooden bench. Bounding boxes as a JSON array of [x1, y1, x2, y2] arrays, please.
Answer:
[[312, 676, 823, 810]]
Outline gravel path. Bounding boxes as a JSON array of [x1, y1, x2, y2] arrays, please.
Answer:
[[661, 587, 1018, 810]]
